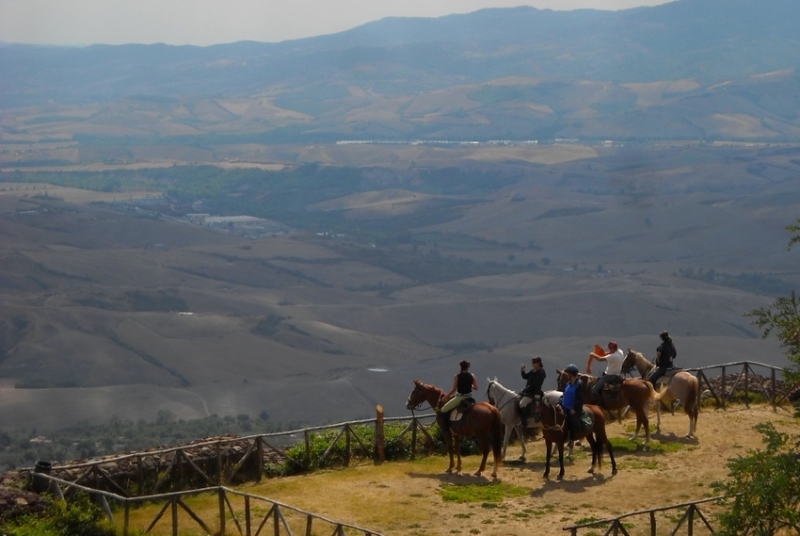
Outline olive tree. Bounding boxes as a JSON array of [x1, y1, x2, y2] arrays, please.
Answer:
[[747, 219, 800, 387], [710, 422, 800, 535]]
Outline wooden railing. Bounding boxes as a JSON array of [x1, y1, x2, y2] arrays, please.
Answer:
[[33, 473, 384, 536], [563, 495, 725, 535], [686, 360, 788, 411], [24, 408, 440, 499]]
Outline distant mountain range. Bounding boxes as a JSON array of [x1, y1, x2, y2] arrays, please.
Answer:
[[1, 0, 799, 143]]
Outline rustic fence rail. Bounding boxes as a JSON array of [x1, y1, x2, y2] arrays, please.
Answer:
[[563, 495, 725, 535], [32, 473, 384, 536], [686, 361, 788, 411]]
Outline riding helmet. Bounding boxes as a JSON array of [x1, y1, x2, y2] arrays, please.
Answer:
[[565, 364, 579, 375]]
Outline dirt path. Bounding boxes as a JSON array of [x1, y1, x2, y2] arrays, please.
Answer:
[[244, 403, 798, 536]]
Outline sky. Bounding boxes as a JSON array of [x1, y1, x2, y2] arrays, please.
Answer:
[[0, 0, 675, 47]]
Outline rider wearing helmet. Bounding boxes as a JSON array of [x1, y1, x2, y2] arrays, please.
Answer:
[[560, 364, 585, 443], [587, 341, 625, 401]]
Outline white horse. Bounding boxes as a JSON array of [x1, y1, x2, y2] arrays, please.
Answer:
[[486, 377, 565, 461], [624, 349, 700, 438]]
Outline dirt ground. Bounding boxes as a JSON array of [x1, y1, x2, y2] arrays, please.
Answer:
[[241, 403, 799, 536]]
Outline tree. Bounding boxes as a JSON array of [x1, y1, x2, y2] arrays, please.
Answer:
[[747, 219, 800, 387], [710, 422, 800, 535]]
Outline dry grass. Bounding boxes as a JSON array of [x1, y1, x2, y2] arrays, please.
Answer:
[[117, 403, 799, 536]]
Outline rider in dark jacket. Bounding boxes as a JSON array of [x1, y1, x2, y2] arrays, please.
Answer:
[[647, 331, 677, 389], [519, 356, 546, 429]]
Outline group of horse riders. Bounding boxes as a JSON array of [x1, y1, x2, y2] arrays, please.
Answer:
[[436, 331, 678, 442]]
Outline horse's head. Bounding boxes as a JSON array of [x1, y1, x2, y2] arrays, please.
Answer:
[[486, 378, 496, 405], [406, 379, 435, 411], [555, 368, 567, 391], [622, 349, 637, 375]]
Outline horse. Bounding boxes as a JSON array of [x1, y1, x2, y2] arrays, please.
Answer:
[[556, 369, 656, 444], [533, 398, 617, 480], [624, 349, 700, 438], [405, 379, 503, 478], [485, 378, 566, 461]]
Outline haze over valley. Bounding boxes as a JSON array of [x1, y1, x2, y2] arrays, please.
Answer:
[[0, 0, 798, 438]]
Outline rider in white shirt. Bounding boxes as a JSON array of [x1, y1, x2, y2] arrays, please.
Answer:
[[587, 341, 624, 398]]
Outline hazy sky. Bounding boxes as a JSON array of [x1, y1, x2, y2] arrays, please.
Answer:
[[0, 0, 674, 47]]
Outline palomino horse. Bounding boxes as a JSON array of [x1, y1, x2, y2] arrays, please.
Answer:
[[485, 378, 565, 461], [624, 349, 700, 438], [556, 370, 656, 444], [533, 399, 617, 480], [406, 380, 503, 478]]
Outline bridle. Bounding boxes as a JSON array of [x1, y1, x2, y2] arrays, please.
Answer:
[[486, 380, 517, 412], [406, 382, 440, 413]]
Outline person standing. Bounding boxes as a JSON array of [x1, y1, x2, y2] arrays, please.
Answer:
[[438, 359, 479, 433], [587, 341, 625, 400], [647, 330, 677, 388], [560, 364, 585, 443], [519, 356, 546, 429]]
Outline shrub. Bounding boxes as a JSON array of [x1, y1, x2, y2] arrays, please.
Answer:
[[0, 496, 114, 536]]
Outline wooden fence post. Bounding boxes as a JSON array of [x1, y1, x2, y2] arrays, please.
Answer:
[[375, 406, 385, 462], [771, 368, 777, 411], [345, 425, 351, 467], [218, 488, 226, 535], [745, 363, 750, 407], [411, 419, 418, 460], [172, 497, 178, 536], [256, 437, 264, 483], [245, 495, 251, 536], [304, 430, 311, 468], [721, 366, 726, 409]]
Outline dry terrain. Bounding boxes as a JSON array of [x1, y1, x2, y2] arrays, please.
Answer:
[[126, 403, 798, 536]]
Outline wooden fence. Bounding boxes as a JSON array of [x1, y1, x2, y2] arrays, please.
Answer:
[[563, 495, 725, 535], [688, 360, 789, 411], [33, 473, 384, 536]]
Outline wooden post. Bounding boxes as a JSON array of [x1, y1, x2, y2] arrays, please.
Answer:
[[688, 504, 695, 536], [137, 455, 144, 495], [245, 495, 251, 536], [273, 504, 281, 536], [218, 488, 226, 535], [217, 443, 223, 485], [649, 510, 656, 536], [375, 405, 385, 462], [411, 419, 418, 460], [172, 497, 178, 536], [305, 516, 313, 536], [771, 368, 777, 411], [345, 425, 351, 467], [304, 430, 311, 468], [745, 364, 750, 407], [256, 437, 264, 483], [721, 366, 726, 409]]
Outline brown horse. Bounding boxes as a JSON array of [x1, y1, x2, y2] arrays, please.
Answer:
[[556, 369, 656, 444], [533, 399, 617, 480], [624, 349, 700, 438], [406, 380, 503, 478]]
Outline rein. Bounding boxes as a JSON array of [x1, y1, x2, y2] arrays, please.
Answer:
[[487, 382, 517, 412], [540, 404, 566, 434]]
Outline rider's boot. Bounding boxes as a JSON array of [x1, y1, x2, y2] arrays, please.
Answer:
[[520, 406, 528, 430]]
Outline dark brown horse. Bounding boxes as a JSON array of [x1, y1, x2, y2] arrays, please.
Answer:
[[406, 379, 503, 478], [533, 399, 617, 480], [557, 369, 656, 444]]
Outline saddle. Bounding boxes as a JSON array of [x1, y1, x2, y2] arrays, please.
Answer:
[[447, 397, 476, 423], [598, 376, 624, 406], [578, 408, 594, 434]]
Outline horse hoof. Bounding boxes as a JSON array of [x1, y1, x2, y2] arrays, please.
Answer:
[[518, 455, 526, 462], [557, 474, 564, 481], [445, 468, 453, 474], [612, 468, 618, 475], [587, 468, 595, 474]]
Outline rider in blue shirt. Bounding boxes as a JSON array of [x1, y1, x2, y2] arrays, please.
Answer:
[[561, 364, 585, 443]]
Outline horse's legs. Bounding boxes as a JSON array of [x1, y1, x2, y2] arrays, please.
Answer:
[[444, 432, 455, 473], [543, 439, 552, 478], [586, 434, 599, 473], [454, 434, 462, 473], [607, 437, 617, 475], [501, 424, 513, 461], [475, 436, 489, 477], [516, 425, 527, 460], [556, 442, 565, 481]]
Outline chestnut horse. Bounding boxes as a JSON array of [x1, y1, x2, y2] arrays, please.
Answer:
[[533, 399, 617, 480], [406, 380, 503, 478], [557, 369, 656, 444], [624, 349, 700, 438]]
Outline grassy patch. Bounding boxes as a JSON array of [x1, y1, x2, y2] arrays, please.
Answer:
[[439, 482, 529, 503]]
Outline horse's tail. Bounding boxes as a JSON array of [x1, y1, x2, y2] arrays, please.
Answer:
[[651, 383, 667, 402], [491, 407, 503, 468]]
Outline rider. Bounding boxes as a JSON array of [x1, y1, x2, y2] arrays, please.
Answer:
[[560, 364, 585, 443], [587, 341, 625, 403], [647, 330, 677, 389], [438, 359, 479, 433], [519, 356, 546, 429]]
